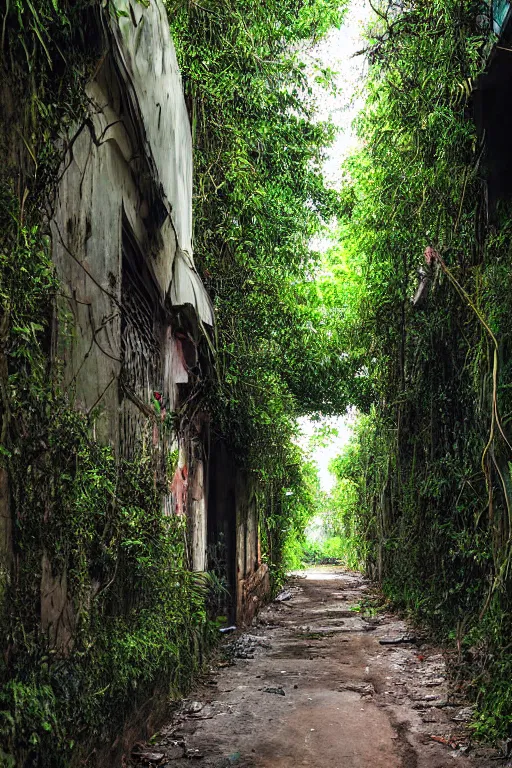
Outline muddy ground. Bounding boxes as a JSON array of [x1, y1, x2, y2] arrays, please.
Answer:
[[131, 568, 507, 768]]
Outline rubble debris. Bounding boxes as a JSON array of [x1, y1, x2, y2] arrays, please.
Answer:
[[339, 682, 375, 696], [430, 735, 458, 749], [379, 635, 417, 645], [451, 706, 474, 722], [413, 698, 449, 709], [164, 743, 186, 759], [498, 738, 512, 758], [133, 752, 165, 764], [185, 747, 205, 759], [224, 634, 271, 660]]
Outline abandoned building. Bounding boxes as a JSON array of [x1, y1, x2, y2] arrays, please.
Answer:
[[6, 0, 269, 653]]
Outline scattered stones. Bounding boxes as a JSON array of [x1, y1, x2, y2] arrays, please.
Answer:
[[498, 738, 512, 758], [134, 752, 166, 764], [224, 633, 271, 660], [339, 682, 375, 696], [412, 698, 449, 709], [164, 743, 186, 759], [430, 735, 459, 749], [421, 711, 445, 723], [379, 635, 417, 645], [246, 633, 272, 648], [411, 693, 440, 702], [451, 706, 474, 722], [184, 748, 204, 759]]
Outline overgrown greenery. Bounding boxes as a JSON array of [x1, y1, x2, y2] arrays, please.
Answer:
[[324, 0, 512, 741], [0, 3, 216, 765], [0, 0, 360, 762], [7, 0, 512, 757], [281, 425, 362, 571], [2, 425, 214, 766], [164, 0, 371, 584]]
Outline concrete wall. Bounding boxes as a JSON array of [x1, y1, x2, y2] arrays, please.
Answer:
[[44, 0, 265, 641], [188, 433, 208, 572], [43, 0, 215, 649], [52, 0, 212, 443]]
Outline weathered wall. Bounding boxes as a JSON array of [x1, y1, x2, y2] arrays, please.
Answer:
[[188, 423, 209, 572], [45, 0, 215, 653], [111, 0, 193, 257], [9, 0, 265, 662], [235, 472, 270, 625], [52, 0, 212, 444]]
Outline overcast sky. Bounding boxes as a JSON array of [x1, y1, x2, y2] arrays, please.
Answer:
[[298, 1, 371, 492], [313, 1, 371, 182]]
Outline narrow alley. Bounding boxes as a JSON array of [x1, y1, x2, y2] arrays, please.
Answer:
[[132, 570, 500, 768]]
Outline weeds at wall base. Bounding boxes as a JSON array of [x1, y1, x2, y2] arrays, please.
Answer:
[[0, 134, 216, 768], [0, 399, 218, 766]]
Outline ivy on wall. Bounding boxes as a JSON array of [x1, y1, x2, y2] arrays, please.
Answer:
[[0, 3, 216, 765]]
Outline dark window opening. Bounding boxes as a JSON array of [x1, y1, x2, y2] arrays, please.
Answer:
[[120, 219, 165, 457], [474, 13, 512, 213]]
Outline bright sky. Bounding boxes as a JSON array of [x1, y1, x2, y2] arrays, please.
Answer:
[[297, 412, 356, 491], [313, 0, 371, 183], [298, 1, 371, 492]]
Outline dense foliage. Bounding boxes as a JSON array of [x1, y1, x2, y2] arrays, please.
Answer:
[[0, 3, 216, 765], [0, 0, 357, 762], [8, 0, 512, 757], [165, 0, 365, 574], [326, 0, 512, 740]]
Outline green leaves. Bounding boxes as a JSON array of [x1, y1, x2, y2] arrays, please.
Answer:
[[327, 0, 512, 740], [166, 0, 353, 490]]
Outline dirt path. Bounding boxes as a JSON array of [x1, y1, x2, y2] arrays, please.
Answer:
[[132, 568, 501, 768]]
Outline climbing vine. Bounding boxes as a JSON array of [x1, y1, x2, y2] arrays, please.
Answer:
[[165, 0, 362, 586], [0, 3, 216, 765], [326, 0, 512, 741]]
